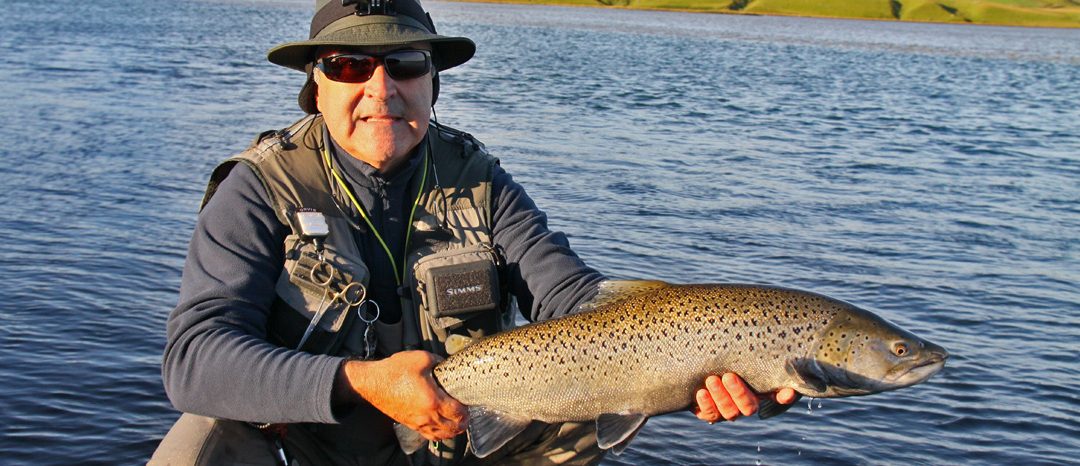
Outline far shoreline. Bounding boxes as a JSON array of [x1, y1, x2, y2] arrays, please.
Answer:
[[444, 0, 1080, 29]]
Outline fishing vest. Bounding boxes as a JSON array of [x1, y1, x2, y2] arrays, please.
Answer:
[[201, 115, 514, 358]]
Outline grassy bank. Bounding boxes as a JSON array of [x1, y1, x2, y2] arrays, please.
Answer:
[[454, 0, 1080, 28]]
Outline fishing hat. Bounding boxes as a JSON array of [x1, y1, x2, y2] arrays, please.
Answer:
[[268, 0, 476, 113]]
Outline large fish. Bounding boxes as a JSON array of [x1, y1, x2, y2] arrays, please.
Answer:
[[423, 280, 949, 457]]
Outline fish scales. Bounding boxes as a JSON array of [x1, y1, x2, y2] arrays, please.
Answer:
[[424, 281, 948, 458], [437, 284, 851, 421]]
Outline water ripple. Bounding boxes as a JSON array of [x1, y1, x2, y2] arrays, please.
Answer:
[[3, 0, 1079, 464]]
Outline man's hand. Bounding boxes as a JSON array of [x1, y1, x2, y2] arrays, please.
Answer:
[[340, 350, 468, 441], [693, 372, 798, 423]]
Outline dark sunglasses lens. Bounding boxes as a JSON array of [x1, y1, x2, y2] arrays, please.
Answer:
[[323, 55, 376, 83], [384, 51, 431, 80]]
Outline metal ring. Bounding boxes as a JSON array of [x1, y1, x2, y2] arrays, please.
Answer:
[[358, 300, 380, 324], [337, 282, 367, 307], [310, 260, 335, 287]]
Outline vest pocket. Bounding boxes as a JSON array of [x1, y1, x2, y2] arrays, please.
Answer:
[[275, 234, 369, 338], [412, 244, 501, 332]]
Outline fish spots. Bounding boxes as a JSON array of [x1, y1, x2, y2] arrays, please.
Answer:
[[437, 284, 896, 414]]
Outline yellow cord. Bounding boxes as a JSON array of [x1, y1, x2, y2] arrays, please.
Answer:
[[323, 143, 429, 286]]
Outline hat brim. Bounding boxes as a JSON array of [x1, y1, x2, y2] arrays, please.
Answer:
[[267, 15, 475, 72]]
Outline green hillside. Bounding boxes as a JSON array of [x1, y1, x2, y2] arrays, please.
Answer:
[[462, 0, 1080, 27]]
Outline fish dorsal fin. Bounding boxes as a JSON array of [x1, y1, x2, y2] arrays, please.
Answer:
[[596, 413, 649, 452], [466, 406, 533, 458], [444, 334, 476, 355], [758, 393, 803, 420], [393, 423, 427, 455], [578, 280, 671, 312], [785, 358, 828, 394]]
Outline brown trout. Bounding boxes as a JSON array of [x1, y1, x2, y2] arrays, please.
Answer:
[[425, 280, 948, 457]]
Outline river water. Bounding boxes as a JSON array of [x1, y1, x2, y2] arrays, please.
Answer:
[[1, 0, 1077, 464]]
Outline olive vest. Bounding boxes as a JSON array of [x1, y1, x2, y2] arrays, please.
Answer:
[[201, 115, 513, 358]]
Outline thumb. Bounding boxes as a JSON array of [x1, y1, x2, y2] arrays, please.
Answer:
[[775, 388, 798, 405]]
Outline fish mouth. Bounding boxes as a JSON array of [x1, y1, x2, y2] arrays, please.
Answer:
[[886, 350, 948, 387]]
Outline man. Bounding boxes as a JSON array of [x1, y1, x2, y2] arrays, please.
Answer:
[[152, 0, 795, 464]]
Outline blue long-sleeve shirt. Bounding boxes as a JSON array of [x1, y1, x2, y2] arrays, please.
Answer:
[[162, 133, 605, 426]]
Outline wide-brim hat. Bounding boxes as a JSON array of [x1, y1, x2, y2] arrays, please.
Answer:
[[267, 0, 475, 113]]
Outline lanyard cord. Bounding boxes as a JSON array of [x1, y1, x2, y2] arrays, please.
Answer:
[[322, 143, 429, 287]]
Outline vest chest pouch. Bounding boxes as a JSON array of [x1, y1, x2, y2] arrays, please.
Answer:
[[412, 244, 501, 333], [275, 233, 369, 338]]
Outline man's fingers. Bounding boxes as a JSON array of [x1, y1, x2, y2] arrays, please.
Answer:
[[694, 388, 720, 423], [721, 373, 758, 417], [706, 374, 742, 420], [415, 411, 465, 441], [439, 398, 469, 434]]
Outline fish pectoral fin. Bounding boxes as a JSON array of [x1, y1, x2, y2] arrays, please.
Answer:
[[577, 280, 670, 312], [785, 357, 828, 393], [609, 416, 648, 455], [393, 423, 426, 454], [596, 413, 648, 452], [758, 393, 803, 420], [465, 406, 533, 458]]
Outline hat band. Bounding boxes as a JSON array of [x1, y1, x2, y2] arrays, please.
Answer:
[[311, 2, 353, 38], [311, 1, 432, 39]]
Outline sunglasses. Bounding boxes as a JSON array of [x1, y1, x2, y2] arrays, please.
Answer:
[[315, 50, 432, 83]]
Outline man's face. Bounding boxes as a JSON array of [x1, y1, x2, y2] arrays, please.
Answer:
[[314, 44, 433, 172]]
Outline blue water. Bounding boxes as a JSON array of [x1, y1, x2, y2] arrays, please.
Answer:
[[1, 0, 1078, 464]]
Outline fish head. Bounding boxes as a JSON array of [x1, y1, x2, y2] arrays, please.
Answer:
[[798, 306, 948, 397]]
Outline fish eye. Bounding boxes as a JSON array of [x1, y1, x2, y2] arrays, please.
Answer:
[[893, 342, 910, 357]]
